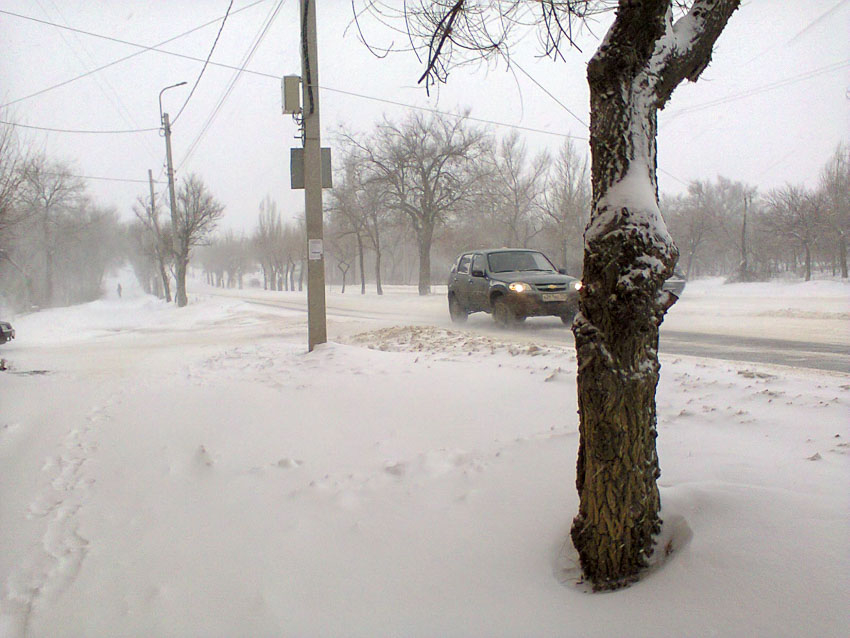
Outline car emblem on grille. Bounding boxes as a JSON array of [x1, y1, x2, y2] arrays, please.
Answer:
[[547, 284, 558, 289]]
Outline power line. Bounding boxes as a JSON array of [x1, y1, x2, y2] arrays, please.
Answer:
[[510, 59, 588, 129], [663, 59, 850, 125], [0, 1, 271, 109], [172, 0, 235, 125], [34, 0, 162, 165], [740, 0, 850, 68], [0, 120, 158, 134], [0, 8, 283, 87], [2, 7, 587, 142], [41, 171, 163, 184], [177, 0, 286, 172], [319, 85, 588, 140]]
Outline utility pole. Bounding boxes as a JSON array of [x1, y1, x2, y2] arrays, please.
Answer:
[[300, 0, 327, 351], [159, 81, 186, 306], [148, 168, 172, 303], [162, 112, 186, 307]]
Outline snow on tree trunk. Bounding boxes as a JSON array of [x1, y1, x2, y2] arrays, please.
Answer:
[[571, 0, 739, 590]]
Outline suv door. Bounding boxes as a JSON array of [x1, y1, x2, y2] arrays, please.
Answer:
[[468, 253, 489, 311], [449, 254, 473, 308]]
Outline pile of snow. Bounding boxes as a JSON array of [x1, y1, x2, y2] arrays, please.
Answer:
[[0, 288, 847, 636]]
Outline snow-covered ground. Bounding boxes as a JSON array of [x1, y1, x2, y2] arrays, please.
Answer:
[[0, 277, 848, 637]]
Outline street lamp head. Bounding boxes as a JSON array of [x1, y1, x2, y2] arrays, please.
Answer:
[[159, 81, 188, 125]]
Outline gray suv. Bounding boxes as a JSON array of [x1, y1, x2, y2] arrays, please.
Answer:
[[447, 249, 581, 327]]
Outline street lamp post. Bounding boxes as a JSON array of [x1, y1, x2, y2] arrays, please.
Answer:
[[159, 81, 187, 306]]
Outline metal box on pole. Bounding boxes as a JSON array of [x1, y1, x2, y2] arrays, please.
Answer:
[[282, 75, 301, 114]]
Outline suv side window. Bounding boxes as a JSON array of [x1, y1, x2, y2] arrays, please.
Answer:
[[457, 255, 472, 275], [471, 254, 486, 275]]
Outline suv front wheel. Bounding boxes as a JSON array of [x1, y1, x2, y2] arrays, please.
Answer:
[[448, 295, 468, 323], [492, 296, 521, 328]]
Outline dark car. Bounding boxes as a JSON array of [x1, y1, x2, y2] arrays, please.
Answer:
[[447, 249, 581, 327], [0, 321, 14, 344], [663, 270, 687, 297]]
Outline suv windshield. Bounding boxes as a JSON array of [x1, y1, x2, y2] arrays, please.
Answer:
[[488, 251, 556, 273]]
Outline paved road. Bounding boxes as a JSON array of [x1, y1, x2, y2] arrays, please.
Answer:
[[659, 330, 850, 374], [215, 291, 849, 374]]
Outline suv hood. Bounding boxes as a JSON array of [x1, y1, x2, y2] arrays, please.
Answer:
[[490, 271, 575, 285]]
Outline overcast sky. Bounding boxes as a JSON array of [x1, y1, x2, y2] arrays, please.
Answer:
[[1, 0, 848, 233]]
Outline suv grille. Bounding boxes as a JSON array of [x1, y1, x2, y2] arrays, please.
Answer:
[[533, 282, 567, 292]]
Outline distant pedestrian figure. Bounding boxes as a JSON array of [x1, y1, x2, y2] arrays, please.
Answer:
[[117, 283, 122, 299]]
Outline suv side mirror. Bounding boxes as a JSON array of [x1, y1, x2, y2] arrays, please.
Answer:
[[471, 268, 485, 278], [558, 268, 567, 275]]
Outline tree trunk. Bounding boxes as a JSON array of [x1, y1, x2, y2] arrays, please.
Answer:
[[175, 256, 188, 307], [838, 233, 847, 278], [338, 264, 349, 293], [571, 0, 738, 591], [375, 247, 384, 295], [804, 243, 812, 281], [358, 234, 366, 294], [416, 225, 433, 295], [562, 237, 569, 271], [154, 244, 172, 302]]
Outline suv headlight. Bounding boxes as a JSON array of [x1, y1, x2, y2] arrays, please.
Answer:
[[572, 281, 582, 291], [509, 282, 533, 293]]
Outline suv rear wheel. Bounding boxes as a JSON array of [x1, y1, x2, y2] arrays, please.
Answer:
[[448, 295, 468, 323]]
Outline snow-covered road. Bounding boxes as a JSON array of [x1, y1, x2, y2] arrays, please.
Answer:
[[207, 278, 850, 373]]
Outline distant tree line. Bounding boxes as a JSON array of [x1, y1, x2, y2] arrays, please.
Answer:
[[197, 118, 848, 295], [199, 113, 845, 294], [0, 124, 123, 311], [663, 143, 849, 282], [2, 116, 847, 314], [0, 118, 226, 312]]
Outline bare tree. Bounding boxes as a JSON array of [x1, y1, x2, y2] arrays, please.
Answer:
[[19, 155, 86, 307], [132, 194, 172, 302], [485, 131, 548, 248], [327, 154, 370, 294], [665, 180, 719, 278], [360, 0, 740, 589], [820, 143, 849, 278], [539, 139, 591, 273], [0, 119, 26, 238], [763, 185, 824, 281], [254, 197, 284, 290], [346, 111, 488, 295], [127, 220, 163, 296], [173, 174, 224, 306]]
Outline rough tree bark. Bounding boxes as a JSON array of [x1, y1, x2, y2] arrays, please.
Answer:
[[571, 0, 739, 590]]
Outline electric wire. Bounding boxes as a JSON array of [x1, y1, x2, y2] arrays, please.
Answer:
[[171, 0, 235, 125], [510, 59, 588, 129], [0, 7, 586, 141], [4, 5, 846, 138], [42, 171, 162, 184], [0, 120, 158, 134], [6, 4, 832, 194], [0, 1, 271, 109], [662, 58, 850, 125], [317, 85, 587, 140], [0, 8, 282, 86], [177, 0, 286, 172], [36, 0, 161, 166]]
